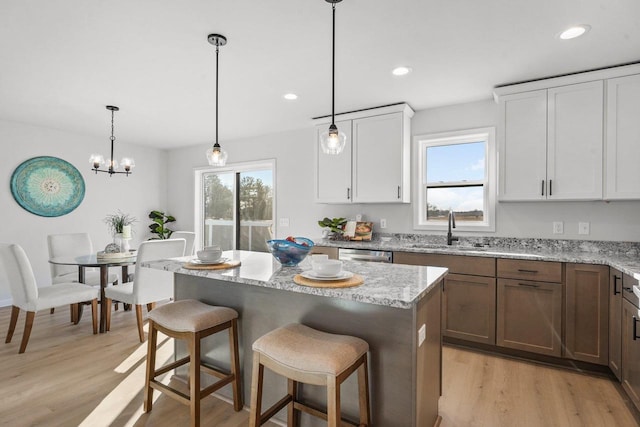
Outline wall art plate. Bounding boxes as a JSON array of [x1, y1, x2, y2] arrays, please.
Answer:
[[10, 156, 85, 217]]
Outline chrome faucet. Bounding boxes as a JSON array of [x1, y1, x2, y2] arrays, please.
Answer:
[[447, 210, 458, 246]]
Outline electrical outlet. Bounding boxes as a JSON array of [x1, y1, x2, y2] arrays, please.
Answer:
[[418, 324, 426, 347], [380, 218, 387, 229], [279, 218, 290, 227], [578, 222, 590, 235], [553, 221, 564, 234], [355, 214, 362, 221]]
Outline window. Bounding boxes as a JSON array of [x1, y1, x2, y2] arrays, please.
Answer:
[[195, 160, 276, 252], [414, 127, 496, 231]]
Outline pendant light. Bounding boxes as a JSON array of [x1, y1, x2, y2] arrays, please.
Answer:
[[319, 0, 347, 155], [90, 105, 135, 176], [205, 33, 229, 167]]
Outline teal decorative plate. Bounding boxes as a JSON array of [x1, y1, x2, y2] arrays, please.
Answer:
[[10, 156, 85, 217]]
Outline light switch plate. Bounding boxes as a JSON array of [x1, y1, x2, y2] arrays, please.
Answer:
[[578, 222, 590, 235], [553, 221, 563, 234], [418, 324, 426, 346], [279, 218, 290, 227]]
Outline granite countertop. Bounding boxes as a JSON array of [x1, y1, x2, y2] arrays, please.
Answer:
[[143, 250, 448, 310], [315, 236, 640, 280]]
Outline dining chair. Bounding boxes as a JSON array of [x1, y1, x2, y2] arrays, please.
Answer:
[[170, 231, 196, 256], [47, 232, 119, 319], [0, 243, 99, 353], [47, 233, 120, 286], [104, 238, 186, 342]]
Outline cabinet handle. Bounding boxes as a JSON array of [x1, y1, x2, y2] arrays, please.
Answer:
[[347, 188, 350, 200], [541, 180, 545, 196], [518, 282, 540, 288], [549, 179, 553, 196], [517, 269, 538, 274], [613, 275, 621, 295], [397, 186, 401, 199], [634, 316, 639, 341], [623, 286, 633, 293]]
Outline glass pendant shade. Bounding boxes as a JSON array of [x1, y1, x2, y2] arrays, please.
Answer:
[[89, 154, 105, 169], [206, 143, 228, 166], [120, 157, 135, 172], [320, 124, 346, 155]]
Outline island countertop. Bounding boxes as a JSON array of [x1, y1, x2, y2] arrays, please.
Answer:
[[143, 250, 448, 309]]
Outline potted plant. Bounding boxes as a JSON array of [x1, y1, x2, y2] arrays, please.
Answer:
[[317, 217, 347, 239], [148, 210, 176, 239], [104, 210, 136, 239]]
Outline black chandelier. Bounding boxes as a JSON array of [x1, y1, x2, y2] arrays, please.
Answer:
[[90, 105, 135, 176]]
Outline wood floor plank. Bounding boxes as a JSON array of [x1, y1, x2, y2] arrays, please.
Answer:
[[1, 305, 638, 426]]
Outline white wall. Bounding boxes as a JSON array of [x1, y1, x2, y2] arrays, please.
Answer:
[[167, 99, 640, 245], [0, 119, 168, 305]]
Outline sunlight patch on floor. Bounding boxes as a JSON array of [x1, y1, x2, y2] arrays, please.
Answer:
[[78, 336, 173, 427]]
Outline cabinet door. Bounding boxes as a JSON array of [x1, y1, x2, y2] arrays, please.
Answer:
[[497, 90, 547, 201], [443, 273, 496, 345], [547, 81, 604, 200], [610, 268, 623, 380], [605, 73, 640, 199], [564, 264, 609, 365], [621, 298, 640, 412], [315, 120, 352, 203], [352, 112, 408, 203], [309, 246, 339, 259], [497, 278, 562, 356]]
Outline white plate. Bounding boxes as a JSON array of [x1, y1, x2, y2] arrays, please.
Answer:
[[191, 257, 227, 265], [300, 271, 354, 281]]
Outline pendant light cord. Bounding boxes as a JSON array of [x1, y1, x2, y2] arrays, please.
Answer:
[[215, 42, 219, 146], [331, 2, 336, 127]]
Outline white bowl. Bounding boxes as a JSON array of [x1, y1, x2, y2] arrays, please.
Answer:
[[197, 247, 222, 262], [312, 259, 343, 277]]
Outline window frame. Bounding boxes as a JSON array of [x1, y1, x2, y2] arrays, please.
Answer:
[[194, 159, 277, 251], [413, 127, 496, 232]]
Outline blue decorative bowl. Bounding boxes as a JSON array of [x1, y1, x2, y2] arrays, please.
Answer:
[[266, 237, 314, 266]]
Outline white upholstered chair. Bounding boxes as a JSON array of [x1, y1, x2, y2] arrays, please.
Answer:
[[104, 239, 185, 342], [170, 231, 196, 256], [0, 243, 99, 353], [47, 233, 119, 286]]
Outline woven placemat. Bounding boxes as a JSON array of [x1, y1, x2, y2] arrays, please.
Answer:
[[293, 273, 364, 288], [182, 260, 241, 270]]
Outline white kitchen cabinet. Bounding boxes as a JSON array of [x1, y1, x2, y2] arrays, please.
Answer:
[[315, 119, 352, 203], [497, 81, 603, 201], [314, 103, 413, 204], [605, 73, 640, 200]]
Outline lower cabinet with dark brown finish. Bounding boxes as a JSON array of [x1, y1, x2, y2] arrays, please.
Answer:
[[564, 263, 609, 365], [609, 268, 623, 380], [496, 278, 563, 357], [621, 296, 640, 412], [394, 252, 497, 345]]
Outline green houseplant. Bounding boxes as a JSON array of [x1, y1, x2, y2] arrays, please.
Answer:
[[148, 210, 176, 239], [104, 210, 136, 238], [317, 217, 347, 239]]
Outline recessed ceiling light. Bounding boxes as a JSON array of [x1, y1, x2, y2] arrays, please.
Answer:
[[558, 25, 591, 40], [392, 66, 412, 76], [283, 93, 298, 100]]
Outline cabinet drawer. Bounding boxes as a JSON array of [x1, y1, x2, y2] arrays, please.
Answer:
[[394, 252, 495, 277], [623, 273, 639, 307], [497, 259, 562, 283]]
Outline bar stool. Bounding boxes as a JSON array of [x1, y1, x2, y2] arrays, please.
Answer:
[[143, 299, 242, 427], [249, 323, 370, 427]]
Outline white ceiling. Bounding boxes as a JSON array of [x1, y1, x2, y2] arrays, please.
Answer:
[[1, 0, 639, 150]]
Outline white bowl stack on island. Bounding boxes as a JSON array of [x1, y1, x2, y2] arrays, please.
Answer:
[[196, 246, 223, 263]]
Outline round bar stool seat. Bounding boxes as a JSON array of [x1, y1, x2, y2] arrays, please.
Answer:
[[249, 323, 371, 427], [144, 299, 242, 427]]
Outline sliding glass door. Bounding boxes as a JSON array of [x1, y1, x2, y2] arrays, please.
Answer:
[[198, 161, 275, 252]]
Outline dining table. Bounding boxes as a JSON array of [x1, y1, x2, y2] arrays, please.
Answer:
[[48, 253, 136, 333]]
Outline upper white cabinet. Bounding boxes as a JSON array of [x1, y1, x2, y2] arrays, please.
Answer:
[[605, 73, 640, 200], [497, 81, 603, 201], [314, 103, 413, 204]]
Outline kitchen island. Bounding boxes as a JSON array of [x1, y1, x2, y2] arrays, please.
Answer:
[[144, 250, 448, 427]]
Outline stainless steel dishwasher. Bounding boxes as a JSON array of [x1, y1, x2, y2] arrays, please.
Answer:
[[338, 248, 393, 263]]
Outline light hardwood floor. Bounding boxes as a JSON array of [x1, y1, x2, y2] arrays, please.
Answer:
[[0, 305, 638, 426]]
